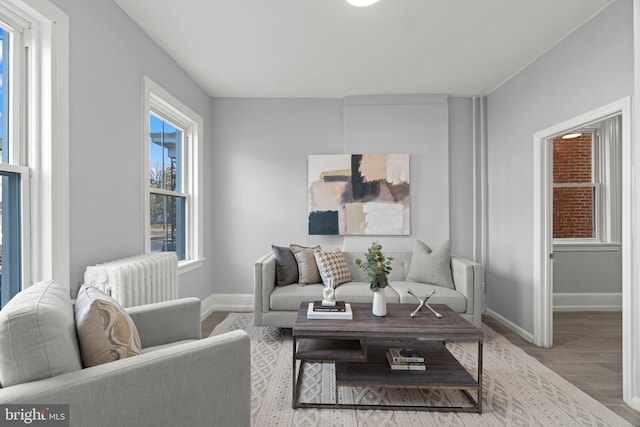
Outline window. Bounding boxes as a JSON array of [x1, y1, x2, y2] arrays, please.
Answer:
[[552, 115, 621, 243], [552, 132, 597, 239], [0, 20, 28, 308], [149, 115, 186, 259], [143, 76, 203, 272], [0, 1, 69, 307]]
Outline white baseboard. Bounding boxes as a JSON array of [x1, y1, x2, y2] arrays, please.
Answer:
[[200, 293, 254, 320], [553, 292, 622, 312], [485, 308, 534, 343]]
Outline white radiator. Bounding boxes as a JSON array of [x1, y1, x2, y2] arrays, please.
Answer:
[[84, 252, 179, 307]]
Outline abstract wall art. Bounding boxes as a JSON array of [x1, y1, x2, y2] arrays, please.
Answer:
[[308, 153, 410, 235]]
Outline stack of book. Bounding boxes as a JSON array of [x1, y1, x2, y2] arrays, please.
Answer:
[[386, 348, 426, 371], [306, 301, 353, 320]]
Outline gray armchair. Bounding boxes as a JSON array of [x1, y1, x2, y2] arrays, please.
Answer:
[[0, 281, 251, 427]]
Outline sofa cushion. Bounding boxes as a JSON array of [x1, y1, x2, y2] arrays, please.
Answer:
[[314, 248, 352, 287], [406, 240, 455, 289], [290, 244, 322, 285], [0, 280, 83, 387], [75, 285, 142, 368], [271, 245, 299, 286], [270, 284, 325, 311], [389, 281, 466, 313]]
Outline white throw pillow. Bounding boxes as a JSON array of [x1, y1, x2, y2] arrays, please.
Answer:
[[406, 240, 455, 289]]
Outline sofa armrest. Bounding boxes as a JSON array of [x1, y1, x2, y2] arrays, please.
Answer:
[[451, 256, 482, 324], [0, 330, 251, 427], [254, 252, 276, 325], [126, 297, 202, 347]]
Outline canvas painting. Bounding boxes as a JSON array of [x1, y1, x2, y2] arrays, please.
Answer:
[[308, 153, 410, 235]]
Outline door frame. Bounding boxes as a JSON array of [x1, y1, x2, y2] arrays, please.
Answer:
[[532, 97, 632, 402]]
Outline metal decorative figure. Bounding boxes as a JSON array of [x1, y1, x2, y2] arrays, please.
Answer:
[[407, 289, 442, 319]]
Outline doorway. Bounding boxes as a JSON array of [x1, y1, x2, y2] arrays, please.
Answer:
[[551, 117, 622, 313], [532, 97, 632, 402]]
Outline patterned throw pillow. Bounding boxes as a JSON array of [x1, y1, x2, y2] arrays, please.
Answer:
[[406, 240, 455, 289], [290, 244, 322, 285], [74, 285, 142, 368], [314, 248, 352, 287]]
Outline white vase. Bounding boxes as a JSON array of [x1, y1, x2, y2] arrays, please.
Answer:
[[372, 289, 387, 316]]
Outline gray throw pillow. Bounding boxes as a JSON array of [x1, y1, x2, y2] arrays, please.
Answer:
[[0, 280, 83, 387], [272, 245, 299, 286], [290, 244, 322, 285], [406, 240, 455, 289]]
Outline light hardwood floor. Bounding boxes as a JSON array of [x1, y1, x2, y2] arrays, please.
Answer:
[[202, 310, 640, 426]]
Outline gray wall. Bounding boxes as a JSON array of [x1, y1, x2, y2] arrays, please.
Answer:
[[52, 0, 215, 299], [449, 97, 474, 261], [211, 96, 475, 295], [553, 248, 622, 294], [485, 0, 633, 331], [342, 95, 450, 251], [210, 98, 345, 294]]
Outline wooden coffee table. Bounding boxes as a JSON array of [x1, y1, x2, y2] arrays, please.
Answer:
[[292, 302, 483, 413]]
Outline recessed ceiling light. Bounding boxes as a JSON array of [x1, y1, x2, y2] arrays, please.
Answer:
[[561, 133, 583, 139], [345, 0, 380, 7]]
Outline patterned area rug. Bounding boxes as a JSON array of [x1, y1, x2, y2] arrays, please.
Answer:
[[211, 313, 630, 427]]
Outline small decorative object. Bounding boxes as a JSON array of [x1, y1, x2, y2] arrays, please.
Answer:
[[372, 290, 387, 317], [407, 289, 442, 319], [356, 242, 393, 316], [322, 284, 337, 307]]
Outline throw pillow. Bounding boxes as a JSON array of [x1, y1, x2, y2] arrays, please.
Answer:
[[0, 280, 83, 387], [314, 248, 352, 287], [75, 284, 142, 368], [406, 240, 455, 289], [290, 244, 322, 285], [271, 245, 299, 286]]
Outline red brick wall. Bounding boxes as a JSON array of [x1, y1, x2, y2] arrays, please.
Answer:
[[553, 134, 594, 238]]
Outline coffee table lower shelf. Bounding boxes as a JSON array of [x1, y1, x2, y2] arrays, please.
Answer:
[[293, 341, 482, 413]]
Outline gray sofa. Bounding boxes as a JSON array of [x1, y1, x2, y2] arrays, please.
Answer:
[[0, 280, 250, 427], [254, 251, 482, 328]]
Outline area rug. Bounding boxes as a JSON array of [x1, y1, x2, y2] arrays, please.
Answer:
[[211, 313, 631, 427]]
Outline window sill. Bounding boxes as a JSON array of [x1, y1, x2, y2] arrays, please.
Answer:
[[553, 241, 621, 252], [178, 258, 205, 275]]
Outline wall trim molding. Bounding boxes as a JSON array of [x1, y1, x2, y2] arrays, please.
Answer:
[[200, 293, 253, 321], [485, 308, 534, 343], [553, 292, 622, 312]]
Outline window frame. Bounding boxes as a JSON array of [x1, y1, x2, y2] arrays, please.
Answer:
[[142, 76, 204, 274], [0, 0, 69, 291], [552, 117, 622, 247], [552, 130, 600, 243]]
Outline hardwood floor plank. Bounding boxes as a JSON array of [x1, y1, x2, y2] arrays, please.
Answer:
[[483, 311, 640, 425]]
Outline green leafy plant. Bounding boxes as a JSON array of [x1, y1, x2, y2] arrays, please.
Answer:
[[355, 242, 394, 292]]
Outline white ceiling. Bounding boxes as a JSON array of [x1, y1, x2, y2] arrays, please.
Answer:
[[113, 0, 616, 98]]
